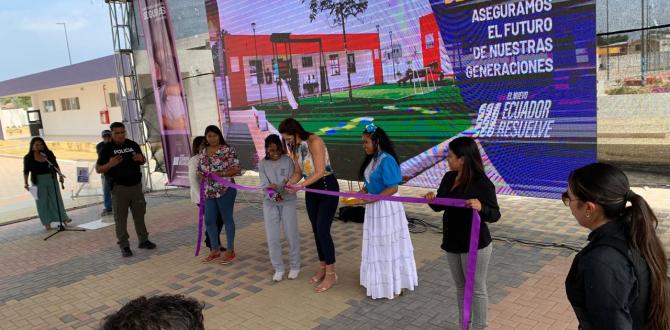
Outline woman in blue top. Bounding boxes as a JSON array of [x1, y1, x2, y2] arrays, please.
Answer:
[[356, 123, 418, 299]]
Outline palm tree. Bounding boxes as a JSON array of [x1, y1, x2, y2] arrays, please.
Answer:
[[303, 0, 368, 102]]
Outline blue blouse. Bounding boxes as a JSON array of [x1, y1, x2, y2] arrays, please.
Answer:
[[363, 152, 402, 195]]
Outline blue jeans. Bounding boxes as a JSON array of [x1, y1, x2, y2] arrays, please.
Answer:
[[204, 188, 237, 251], [102, 175, 112, 211]]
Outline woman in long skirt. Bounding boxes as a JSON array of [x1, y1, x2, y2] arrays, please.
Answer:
[[23, 137, 71, 230], [356, 123, 417, 299]]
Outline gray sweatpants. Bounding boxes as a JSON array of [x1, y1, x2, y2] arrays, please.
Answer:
[[262, 201, 300, 272], [446, 243, 493, 330]]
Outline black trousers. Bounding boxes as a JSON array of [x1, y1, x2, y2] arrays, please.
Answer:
[[305, 174, 339, 265]]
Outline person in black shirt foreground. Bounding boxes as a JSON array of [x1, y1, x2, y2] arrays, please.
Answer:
[[564, 163, 669, 330], [96, 122, 156, 257], [424, 136, 500, 330]]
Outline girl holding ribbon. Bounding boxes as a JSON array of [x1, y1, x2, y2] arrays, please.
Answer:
[[197, 125, 241, 264], [259, 134, 301, 282], [279, 118, 340, 293], [564, 163, 669, 329], [424, 136, 500, 330], [356, 123, 418, 299]]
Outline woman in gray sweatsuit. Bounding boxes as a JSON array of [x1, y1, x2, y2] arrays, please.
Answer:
[[259, 134, 301, 282]]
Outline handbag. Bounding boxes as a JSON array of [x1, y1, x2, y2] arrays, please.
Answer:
[[337, 180, 365, 223], [337, 206, 365, 223]]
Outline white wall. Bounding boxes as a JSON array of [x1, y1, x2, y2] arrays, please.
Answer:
[[28, 78, 123, 137], [598, 93, 670, 165]]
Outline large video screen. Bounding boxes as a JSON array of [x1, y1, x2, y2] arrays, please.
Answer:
[[205, 0, 597, 198]]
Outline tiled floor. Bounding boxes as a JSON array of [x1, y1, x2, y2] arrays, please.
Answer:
[[0, 176, 668, 329]]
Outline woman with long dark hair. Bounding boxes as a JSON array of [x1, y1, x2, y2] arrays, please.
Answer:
[[356, 123, 417, 299], [189, 136, 226, 253], [279, 118, 340, 293], [23, 137, 71, 230], [564, 163, 670, 329], [197, 126, 240, 264], [424, 136, 500, 329]]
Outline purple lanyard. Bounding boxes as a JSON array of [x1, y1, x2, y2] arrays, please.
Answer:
[[198, 173, 481, 330]]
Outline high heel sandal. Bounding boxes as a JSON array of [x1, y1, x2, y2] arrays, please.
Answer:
[[314, 272, 337, 293], [309, 267, 326, 285]]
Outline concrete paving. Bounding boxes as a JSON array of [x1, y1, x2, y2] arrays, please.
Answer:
[[0, 175, 668, 329]]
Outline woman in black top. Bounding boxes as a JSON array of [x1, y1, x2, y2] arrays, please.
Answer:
[[564, 163, 669, 330], [23, 137, 71, 230], [424, 136, 500, 330]]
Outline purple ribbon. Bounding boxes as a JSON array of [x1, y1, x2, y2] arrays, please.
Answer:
[[195, 177, 206, 257], [197, 173, 481, 329], [463, 206, 481, 330]]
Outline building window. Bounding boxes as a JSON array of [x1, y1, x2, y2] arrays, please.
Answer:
[[43, 100, 56, 112], [347, 53, 357, 73], [249, 59, 263, 85], [329, 54, 340, 76], [60, 97, 80, 111], [230, 57, 240, 73], [109, 93, 119, 107], [302, 56, 313, 68], [426, 34, 435, 49]]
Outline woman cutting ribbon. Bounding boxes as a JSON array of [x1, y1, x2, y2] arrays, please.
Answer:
[[279, 118, 340, 293]]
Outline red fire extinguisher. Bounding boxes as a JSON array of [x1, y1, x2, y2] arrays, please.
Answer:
[[100, 107, 110, 124]]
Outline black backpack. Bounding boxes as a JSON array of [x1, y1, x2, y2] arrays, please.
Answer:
[[337, 206, 365, 223]]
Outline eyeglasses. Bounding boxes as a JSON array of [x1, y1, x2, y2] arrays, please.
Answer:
[[365, 123, 377, 133], [561, 191, 579, 207]]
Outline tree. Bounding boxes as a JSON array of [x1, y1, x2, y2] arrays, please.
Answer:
[[0, 96, 31, 109], [303, 0, 368, 102], [597, 35, 628, 46]]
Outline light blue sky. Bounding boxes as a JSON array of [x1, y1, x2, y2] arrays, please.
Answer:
[[0, 0, 113, 81], [3, 0, 660, 82]]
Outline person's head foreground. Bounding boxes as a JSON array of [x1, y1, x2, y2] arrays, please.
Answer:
[[100, 294, 205, 330]]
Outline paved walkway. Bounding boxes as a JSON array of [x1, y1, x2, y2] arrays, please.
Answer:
[[0, 176, 668, 329], [0, 156, 169, 225]]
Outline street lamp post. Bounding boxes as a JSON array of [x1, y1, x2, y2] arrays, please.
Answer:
[[376, 24, 383, 84], [389, 30, 396, 81], [251, 22, 263, 105], [56, 22, 72, 65], [640, 0, 646, 86]]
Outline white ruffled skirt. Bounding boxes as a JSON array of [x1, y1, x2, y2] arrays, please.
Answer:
[[360, 198, 418, 299]]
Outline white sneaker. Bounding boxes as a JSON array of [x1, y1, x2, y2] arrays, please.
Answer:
[[288, 268, 300, 280], [273, 271, 284, 282]]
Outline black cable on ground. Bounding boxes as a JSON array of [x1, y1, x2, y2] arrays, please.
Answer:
[[406, 215, 585, 253]]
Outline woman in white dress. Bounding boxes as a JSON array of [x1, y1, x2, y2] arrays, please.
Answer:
[[356, 123, 418, 299]]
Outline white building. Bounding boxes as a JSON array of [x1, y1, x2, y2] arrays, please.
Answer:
[[0, 56, 123, 139]]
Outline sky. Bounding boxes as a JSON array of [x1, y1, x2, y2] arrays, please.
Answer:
[[0, 0, 667, 82], [0, 0, 113, 81]]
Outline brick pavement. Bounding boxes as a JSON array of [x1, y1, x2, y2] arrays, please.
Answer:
[[0, 175, 668, 329], [0, 156, 171, 225]]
